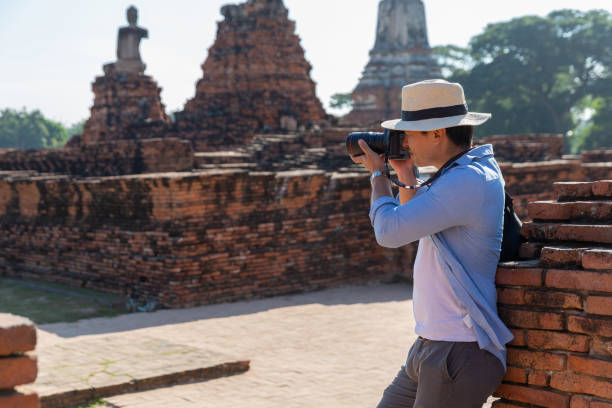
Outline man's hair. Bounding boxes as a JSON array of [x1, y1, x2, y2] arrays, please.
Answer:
[[445, 126, 474, 148]]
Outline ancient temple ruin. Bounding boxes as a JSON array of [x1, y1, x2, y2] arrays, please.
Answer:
[[343, 0, 441, 126], [0, 0, 611, 311]]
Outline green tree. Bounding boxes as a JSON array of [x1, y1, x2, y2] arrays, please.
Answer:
[[436, 9, 612, 150], [329, 93, 354, 111], [0, 108, 71, 149]]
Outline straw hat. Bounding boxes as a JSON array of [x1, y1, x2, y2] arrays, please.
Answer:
[[381, 79, 491, 131]]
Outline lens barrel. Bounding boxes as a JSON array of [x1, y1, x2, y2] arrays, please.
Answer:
[[346, 132, 387, 157]]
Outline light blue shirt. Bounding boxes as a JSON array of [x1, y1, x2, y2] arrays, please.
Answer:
[[369, 144, 514, 370]]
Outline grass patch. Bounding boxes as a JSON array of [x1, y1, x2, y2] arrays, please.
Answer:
[[0, 278, 127, 324]]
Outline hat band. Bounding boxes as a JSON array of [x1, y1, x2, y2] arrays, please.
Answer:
[[401, 104, 468, 121]]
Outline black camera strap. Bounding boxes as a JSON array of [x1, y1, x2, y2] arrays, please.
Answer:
[[383, 147, 474, 190]]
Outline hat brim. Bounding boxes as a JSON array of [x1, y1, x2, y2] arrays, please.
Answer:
[[381, 112, 491, 131]]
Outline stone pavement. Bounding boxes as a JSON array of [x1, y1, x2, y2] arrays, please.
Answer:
[[36, 283, 498, 408]]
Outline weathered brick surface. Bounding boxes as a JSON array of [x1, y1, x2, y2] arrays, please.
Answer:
[[0, 355, 37, 389], [567, 316, 612, 337], [506, 349, 567, 371], [0, 315, 36, 357], [0, 170, 411, 307], [545, 270, 612, 293], [0, 389, 39, 408], [586, 296, 612, 316], [525, 330, 589, 352], [550, 371, 612, 400], [568, 355, 612, 379], [495, 268, 543, 287], [496, 179, 612, 407], [482, 134, 564, 163], [0, 138, 193, 177], [179, 0, 327, 149], [582, 249, 612, 270], [72, 67, 170, 146], [522, 223, 612, 244], [499, 308, 565, 331], [493, 383, 570, 408]]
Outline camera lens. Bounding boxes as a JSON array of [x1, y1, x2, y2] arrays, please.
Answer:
[[346, 132, 387, 157]]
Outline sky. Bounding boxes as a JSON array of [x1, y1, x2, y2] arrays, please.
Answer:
[[1, 0, 610, 126]]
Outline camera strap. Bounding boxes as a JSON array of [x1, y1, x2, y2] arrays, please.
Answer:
[[383, 147, 474, 190]]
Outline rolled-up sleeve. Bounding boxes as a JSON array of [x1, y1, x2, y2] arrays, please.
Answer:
[[368, 168, 484, 248]]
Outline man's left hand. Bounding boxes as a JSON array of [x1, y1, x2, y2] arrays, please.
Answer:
[[351, 139, 385, 174]]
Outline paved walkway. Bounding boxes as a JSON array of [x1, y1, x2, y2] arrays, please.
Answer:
[[37, 283, 497, 408]]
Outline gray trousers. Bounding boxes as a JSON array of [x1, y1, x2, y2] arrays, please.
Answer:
[[377, 337, 505, 408]]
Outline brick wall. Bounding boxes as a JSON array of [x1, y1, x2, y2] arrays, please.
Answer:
[[479, 134, 564, 163], [0, 138, 194, 177], [493, 180, 612, 408], [0, 314, 39, 408], [0, 169, 414, 308]]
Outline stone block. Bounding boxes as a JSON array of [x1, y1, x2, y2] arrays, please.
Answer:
[[545, 269, 612, 293]]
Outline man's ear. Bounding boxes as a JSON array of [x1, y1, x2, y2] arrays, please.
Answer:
[[432, 128, 446, 145]]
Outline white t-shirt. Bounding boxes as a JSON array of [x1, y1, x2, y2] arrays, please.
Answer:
[[413, 236, 478, 342]]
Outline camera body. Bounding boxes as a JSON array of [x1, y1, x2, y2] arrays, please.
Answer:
[[346, 129, 410, 160]]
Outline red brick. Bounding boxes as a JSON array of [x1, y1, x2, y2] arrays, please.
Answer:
[[550, 371, 612, 400], [568, 355, 612, 379], [499, 308, 565, 330], [522, 223, 612, 244], [492, 401, 529, 408], [555, 182, 594, 200], [493, 383, 570, 408], [496, 268, 543, 287], [592, 180, 612, 197], [498, 288, 525, 305], [0, 314, 36, 356], [582, 249, 612, 270], [0, 355, 37, 388], [540, 246, 586, 268], [568, 315, 612, 337], [527, 369, 548, 386], [524, 290, 582, 309], [507, 348, 567, 370], [586, 296, 612, 316], [591, 401, 612, 408], [570, 395, 590, 408], [509, 329, 526, 347], [503, 366, 527, 383], [526, 330, 590, 352], [0, 388, 39, 408], [528, 201, 572, 220], [546, 269, 612, 293], [591, 337, 612, 359], [571, 202, 612, 220]]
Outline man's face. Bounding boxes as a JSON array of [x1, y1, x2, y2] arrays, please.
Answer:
[[402, 130, 437, 167]]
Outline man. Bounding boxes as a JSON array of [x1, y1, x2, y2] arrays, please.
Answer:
[[351, 79, 513, 408]]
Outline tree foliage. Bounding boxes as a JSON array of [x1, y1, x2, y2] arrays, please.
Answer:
[[329, 93, 354, 111], [0, 108, 76, 149], [435, 9, 612, 151]]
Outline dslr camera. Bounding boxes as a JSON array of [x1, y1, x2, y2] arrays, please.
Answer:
[[346, 129, 410, 160]]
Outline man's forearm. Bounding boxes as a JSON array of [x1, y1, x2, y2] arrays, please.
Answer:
[[371, 175, 393, 206], [397, 168, 418, 205]]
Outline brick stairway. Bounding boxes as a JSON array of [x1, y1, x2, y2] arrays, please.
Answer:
[[493, 180, 612, 407]]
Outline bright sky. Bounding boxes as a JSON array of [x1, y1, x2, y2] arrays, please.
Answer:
[[0, 0, 610, 125]]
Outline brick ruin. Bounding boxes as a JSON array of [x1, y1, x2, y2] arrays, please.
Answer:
[[342, 0, 441, 126], [1, 0, 612, 309], [1, 0, 611, 404], [0, 314, 39, 408], [493, 181, 612, 407]]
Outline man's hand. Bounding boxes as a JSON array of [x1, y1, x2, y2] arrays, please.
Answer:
[[350, 139, 385, 174]]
